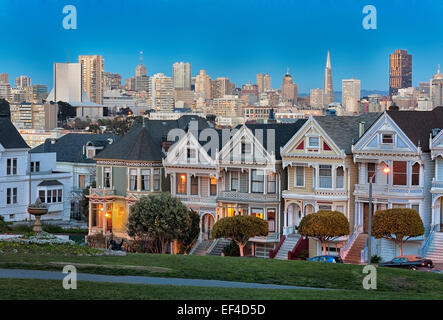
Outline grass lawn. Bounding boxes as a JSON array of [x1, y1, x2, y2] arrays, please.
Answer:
[[1, 247, 442, 297], [1, 279, 442, 300]]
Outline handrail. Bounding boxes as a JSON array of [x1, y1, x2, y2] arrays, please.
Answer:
[[361, 247, 367, 264], [420, 224, 438, 257], [340, 231, 359, 259], [189, 239, 202, 255], [206, 238, 219, 255], [269, 235, 286, 258], [288, 236, 308, 260]]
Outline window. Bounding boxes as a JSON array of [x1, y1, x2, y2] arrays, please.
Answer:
[[39, 189, 62, 203], [267, 209, 276, 232], [382, 133, 393, 144], [210, 176, 217, 196], [251, 169, 264, 193], [241, 140, 251, 155], [87, 149, 95, 158], [129, 169, 138, 190], [78, 175, 86, 189], [6, 158, 17, 175], [52, 190, 57, 203], [367, 163, 376, 182], [336, 167, 344, 189], [319, 165, 332, 188], [177, 173, 187, 194], [412, 163, 420, 186], [39, 190, 45, 203], [6, 188, 17, 204], [104, 167, 111, 188], [393, 161, 407, 186], [267, 173, 276, 194], [141, 170, 151, 191], [308, 136, 319, 148], [30, 161, 40, 173], [190, 176, 199, 195], [153, 169, 160, 191], [58, 189, 62, 202], [46, 190, 51, 203], [411, 204, 419, 214], [251, 208, 264, 219], [231, 172, 239, 191], [319, 204, 332, 210], [187, 148, 196, 160], [335, 205, 345, 214], [294, 166, 304, 187]]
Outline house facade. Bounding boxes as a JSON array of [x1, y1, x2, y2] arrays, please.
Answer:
[[0, 116, 72, 222]]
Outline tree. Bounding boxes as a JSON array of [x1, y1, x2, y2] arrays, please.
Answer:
[[57, 101, 76, 125], [212, 215, 268, 256], [372, 208, 424, 256], [127, 193, 193, 254], [298, 210, 350, 255], [177, 210, 200, 254]]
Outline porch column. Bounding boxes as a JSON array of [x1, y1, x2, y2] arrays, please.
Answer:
[[88, 201, 93, 234], [248, 168, 252, 193], [102, 203, 107, 234]]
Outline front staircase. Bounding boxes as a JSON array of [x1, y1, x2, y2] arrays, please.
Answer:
[[207, 238, 231, 256], [274, 234, 301, 260], [343, 233, 367, 264], [425, 232, 443, 262], [190, 240, 213, 255]]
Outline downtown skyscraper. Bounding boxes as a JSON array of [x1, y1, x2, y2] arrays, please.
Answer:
[[78, 55, 104, 104], [323, 51, 334, 105], [389, 49, 412, 96], [173, 62, 191, 90]]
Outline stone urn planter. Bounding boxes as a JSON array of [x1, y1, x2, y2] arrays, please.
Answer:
[[27, 198, 48, 232]]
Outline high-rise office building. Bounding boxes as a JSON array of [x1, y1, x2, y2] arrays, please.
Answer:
[[15, 76, 32, 89], [103, 72, 122, 91], [211, 77, 235, 99], [389, 49, 412, 96], [150, 73, 174, 111], [173, 62, 191, 90], [342, 79, 361, 113], [310, 88, 324, 108], [430, 65, 443, 109], [257, 73, 271, 93], [323, 51, 334, 105], [136, 51, 147, 77], [51, 63, 83, 103], [32, 84, 48, 102], [78, 55, 104, 104], [0, 73, 9, 84], [195, 70, 212, 99], [281, 71, 298, 105], [0, 83, 12, 101]]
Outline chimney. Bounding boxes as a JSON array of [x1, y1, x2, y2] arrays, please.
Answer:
[[358, 121, 365, 138]]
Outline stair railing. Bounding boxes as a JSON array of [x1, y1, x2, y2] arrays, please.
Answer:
[[269, 235, 286, 259], [340, 231, 360, 260], [420, 224, 438, 257], [206, 238, 219, 255], [189, 239, 202, 255], [288, 236, 309, 260]]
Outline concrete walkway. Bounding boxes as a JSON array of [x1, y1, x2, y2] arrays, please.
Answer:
[[0, 268, 331, 290]]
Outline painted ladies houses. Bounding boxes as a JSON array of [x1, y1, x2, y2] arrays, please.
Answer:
[[87, 115, 211, 237], [351, 107, 443, 262], [279, 114, 380, 259], [0, 115, 72, 223]]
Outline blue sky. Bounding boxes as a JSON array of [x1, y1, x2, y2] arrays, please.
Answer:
[[0, 0, 442, 92]]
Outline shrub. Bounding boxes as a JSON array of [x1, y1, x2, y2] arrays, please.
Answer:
[[223, 241, 240, 256]]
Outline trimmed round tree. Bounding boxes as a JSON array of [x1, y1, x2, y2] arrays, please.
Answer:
[[372, 208, 424, 256], [127, 193, 193, 254], [298, 210, 350, 255], [212, 215, 268, 256]]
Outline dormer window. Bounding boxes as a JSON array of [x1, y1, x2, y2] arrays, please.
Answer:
[[382, 133, 393, 144], [87, 148, 95, 158], [308, 137, 319, 148]]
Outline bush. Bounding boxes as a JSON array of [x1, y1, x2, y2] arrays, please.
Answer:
[[223, 241, 240, 256], [371, 255, 382, 264], [87, 234, 107, 249]]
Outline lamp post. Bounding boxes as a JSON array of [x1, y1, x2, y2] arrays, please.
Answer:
[[367, 165, 390, 264]]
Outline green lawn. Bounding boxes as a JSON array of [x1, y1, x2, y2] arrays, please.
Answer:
[[1, 279, 442, 300], [1, 249, 442, 296]]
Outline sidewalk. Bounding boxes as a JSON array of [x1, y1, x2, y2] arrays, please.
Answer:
[[0, 268, 332, 290]]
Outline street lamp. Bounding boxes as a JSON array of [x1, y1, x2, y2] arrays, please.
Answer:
[[367, 165, 390, 264]]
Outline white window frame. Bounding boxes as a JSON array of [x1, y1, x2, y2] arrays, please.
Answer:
[[294, 166, 305, 188], [307, 136, 320, 148]]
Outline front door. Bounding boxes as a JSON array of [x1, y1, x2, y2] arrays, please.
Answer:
[[202, 214, 214, 240]]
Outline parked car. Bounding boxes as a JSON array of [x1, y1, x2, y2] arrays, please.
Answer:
[[378, 255, 434, 270], [307, 255, 343, 263]]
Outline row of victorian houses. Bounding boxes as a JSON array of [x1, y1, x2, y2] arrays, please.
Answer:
[[86, 109, 443, 263]]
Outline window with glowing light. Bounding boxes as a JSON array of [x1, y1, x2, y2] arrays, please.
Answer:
[[176, 173, 187, 194]]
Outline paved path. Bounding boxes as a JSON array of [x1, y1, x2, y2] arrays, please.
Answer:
[[0, 268, 331, 290]]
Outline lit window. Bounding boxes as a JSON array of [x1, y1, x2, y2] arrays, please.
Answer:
[[210, 176, 217, 196], [267, 173, 276, 194], [177, 173, 187, 194]]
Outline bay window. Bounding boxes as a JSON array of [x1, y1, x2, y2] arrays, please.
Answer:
[[129, 169, 138, 190], [141, 169, 151, 191], [153, 169, 161, 191]]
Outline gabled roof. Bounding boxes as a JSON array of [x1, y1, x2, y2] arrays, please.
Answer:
[[387, 107, 443, 152], [95, 115, 211, 162], [0, 117, 29, 149], [315, 113, 381, 154], [31, 133, 119, 163], [241, 120, 308, 159], [38, 180, 62, 187]]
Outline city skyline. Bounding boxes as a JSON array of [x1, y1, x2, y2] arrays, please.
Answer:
[[0, 0, 442, 93]]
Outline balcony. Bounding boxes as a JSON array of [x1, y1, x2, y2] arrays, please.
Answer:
[[89, 187, 116, 197], [175, 194, 217, 204], [354, 184, 424, 198], [218, 191, 279, 203], [431, 180, 443, 195]]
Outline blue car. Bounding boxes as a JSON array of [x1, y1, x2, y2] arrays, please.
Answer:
[[307, 255, 343, 263]]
